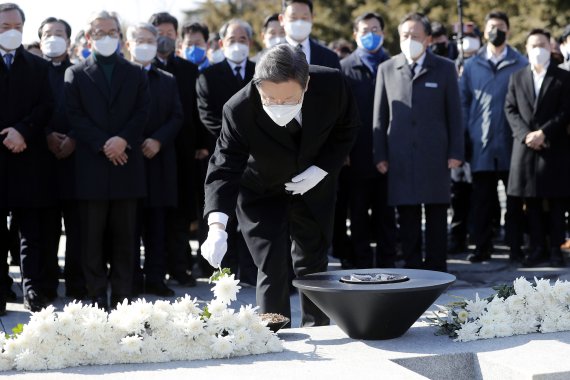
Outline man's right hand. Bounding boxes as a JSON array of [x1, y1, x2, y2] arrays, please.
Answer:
[[200, 226, 228, 268], [1, 127, 27, 153], [110, 152, 128, 166], [376, 161, 389, 174], [47, 132, 65, 156]]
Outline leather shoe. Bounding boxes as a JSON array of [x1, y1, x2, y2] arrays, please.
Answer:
[[170, 272, 197, 287], [467, 250, 491, 263], [448, 238, 468, 254], [24, 290, 48, 312], [522, 248, 547, 268], [144, 281, 175, 297], [91, 295, 109, 312]]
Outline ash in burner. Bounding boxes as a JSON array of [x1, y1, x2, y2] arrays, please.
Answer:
[[340, 273, 409, 284]]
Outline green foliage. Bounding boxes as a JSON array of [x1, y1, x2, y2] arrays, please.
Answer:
[[184, 0, 570, 55], [4, 323, 24, 339], [209, 267, 232, 283]]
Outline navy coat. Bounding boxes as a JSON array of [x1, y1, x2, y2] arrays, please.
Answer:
[[143, 66, 183, 207], [373, 52, 464, 206], [309, 39, 341, 69], [0, 46, 54, 208], [64, 54, 150, 200], [505, 63, 570, 198]]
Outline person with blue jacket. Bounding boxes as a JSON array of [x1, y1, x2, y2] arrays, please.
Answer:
[[460, 11, 527, 263]]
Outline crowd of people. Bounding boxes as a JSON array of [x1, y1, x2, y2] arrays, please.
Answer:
[[1, 0, 569, 322]]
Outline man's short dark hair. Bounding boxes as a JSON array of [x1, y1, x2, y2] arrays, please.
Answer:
[[431, 22, 447, 38], [284, 0, 313, 14], [484, 11, 510, 30], [353, 12, 385, 32], [38, 17, 72, 39], [26, 41, 40, 50], [0, 3, 25, 22], [148, 12, 178, 32], [526, 28, 551, 44], [262, 13, 280, 32], [253, 44, 309, 89], [181, 22, 209, 41], [399, 12, 431, 36]]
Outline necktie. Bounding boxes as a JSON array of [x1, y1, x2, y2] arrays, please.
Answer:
[[286, 118, 302, 145], [296, 44, 303, 52], [4, 53, 13, 71], [234, 65, 243, 85], [409, 62, 417, 78]]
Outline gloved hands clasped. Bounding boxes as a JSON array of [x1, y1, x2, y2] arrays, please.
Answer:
[[284, 165, 327, 195]]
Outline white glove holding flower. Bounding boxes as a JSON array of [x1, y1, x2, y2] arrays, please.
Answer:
[[200, 228, 228, 268], [284, 165, 327, 195]]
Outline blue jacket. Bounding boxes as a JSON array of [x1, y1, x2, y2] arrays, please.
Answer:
[[460, 45, 527, 172]]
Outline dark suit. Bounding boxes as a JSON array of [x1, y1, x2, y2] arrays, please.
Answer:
[[136, 65, 183, 285], [309, 39, 341, 69], [1, 46, 55, 298], [373, 51, 464, 271], [197, 58, 257, 283], [341, 49, 397, 268], [204, 66, 360, 325], [65, 53, 150, 300], [505, 63, 570, 250]]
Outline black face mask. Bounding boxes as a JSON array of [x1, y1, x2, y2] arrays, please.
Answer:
[[488, 28, 506, 47], [157, 36, 176, 55], [430, 42, 448, 57]]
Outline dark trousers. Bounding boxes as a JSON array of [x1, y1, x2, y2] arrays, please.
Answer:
[[236, 187, 330, 327], [220, 215, 257, 285], [14, 207, 60, 296], [165, 209, 192, 278], [472, 171, 520, 251], [138, 206, 168, 284], [331, 168, 352, 259], [79, 199, 137, 298], [450, 181, 472, 243], [61, 200, 84, 293], [397, 204, 448, 272], [526, 198, 567, 250], [349, 176, 397, 268], [0, 209, 14, 294]]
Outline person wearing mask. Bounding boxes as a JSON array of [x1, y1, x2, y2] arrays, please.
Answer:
[[196, 18, 257, 284], [279, 0, 340, 69], [341, 12, 396, 269], [206, 34, 224, 65], [125, 23, 183, 296], [201, 44, 359, 326], [0, 3, 54, 313], [64, 10, 150, 311], [374, 12, 464, 272], [560, 26, 570, 71], [71, 30, 90, 64], [460, 11, 528, 263], [505, 28, 570, 267], [149, 12, 204, 287], [39, 16, 87, 300], [180, 22, 210, 71], [252, 13, 286, 62], [430, 22, 458, 60]]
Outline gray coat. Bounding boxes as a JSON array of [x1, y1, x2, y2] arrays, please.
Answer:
[[373, 51, 464, 206]]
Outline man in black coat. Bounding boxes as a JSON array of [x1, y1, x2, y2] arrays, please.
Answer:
[[125, 23, 183, 296], [196, 19, 257, 284], [341, 12, 396, 269], [39, 16, 86, 300], [149, 12, 204, 286], [279, 0, 340, 70], [505, 28, 570, 267], [64, 11, 150, 311], [0, 3, 55, 312], [201, 45, 359, 326]]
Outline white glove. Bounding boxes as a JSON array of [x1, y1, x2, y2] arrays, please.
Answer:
[[284, 165, 327, 195], [200, 228, 228, 268]]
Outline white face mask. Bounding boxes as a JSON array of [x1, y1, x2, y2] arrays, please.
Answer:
[[285, 20, 312, 42], [265, 36, 286, 49], [92, 36, 119, 57], [210, 49, 225, 64], [528, 47, 550, 67], [223, 42, 249, 63], [41, 36, 67, 58], [400, 38, 425, 61], [462, 37, 481, 54], [131, 43, 157, 63], [0, 29, 22, 51], [263, 100, 303, 127]]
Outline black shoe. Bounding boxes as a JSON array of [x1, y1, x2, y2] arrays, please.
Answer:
[[44, 289, 58, 302], [509, 248, 524, 263], [91, 295, 109, 312], [467, 250, 491, 263], [522, 248, 547, 268], [448, 238, 468, 254], [550, 249, 566, 267], [144, 281, 175, 297], [24, 290, 48, 312], [170, 272, 197, 287], [0, 294, 6, 316]]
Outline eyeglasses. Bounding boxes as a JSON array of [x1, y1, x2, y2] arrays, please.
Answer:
[[91, 29, 120, 40], [259, 93, 304, 107]]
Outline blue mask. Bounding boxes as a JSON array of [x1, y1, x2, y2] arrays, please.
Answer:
[[185, 45, 206, 64], [359, 33, 383, 52], [81, 47, 91, 59]]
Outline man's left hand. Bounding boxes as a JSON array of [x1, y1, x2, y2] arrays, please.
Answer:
[[1, 127, 26, 153], [525, 130, 546, 150], [448, 159, 462, 169], [284, 165, 327, 195], [104, 136, 127, 159], [142, 138, 161, 159]]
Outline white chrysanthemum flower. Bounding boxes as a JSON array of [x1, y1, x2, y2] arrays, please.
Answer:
[[534, 277, 552, 295], [208, 298, 228, 315], [493, 322, 514, 337], [30, 305, 56, 323], [236, 304, 260, 327], [212, 274, 241, 304], [211, 335, 234, 357], [0, 355, 12, 371], [172, 295, 202, 316], [265, 334, 284, 352], [63, 300, 85, 316], [552, 279, 570, 305], [456, 310, 469, 323], [120, 335, 143, 354], [477, 324, 496, 339], [465, 293, 488, 318], [14, 349, 47, 371], [505, 294, 525, 313], [231, 328, 253, 350], [513, 277, 535, 297]]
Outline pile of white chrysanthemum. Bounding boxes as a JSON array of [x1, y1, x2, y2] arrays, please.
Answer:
[[429, 277, 570, 342], [0, 273, 283, 371]]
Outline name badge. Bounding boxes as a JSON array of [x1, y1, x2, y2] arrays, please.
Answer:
[[425, 82, 438, 88]]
